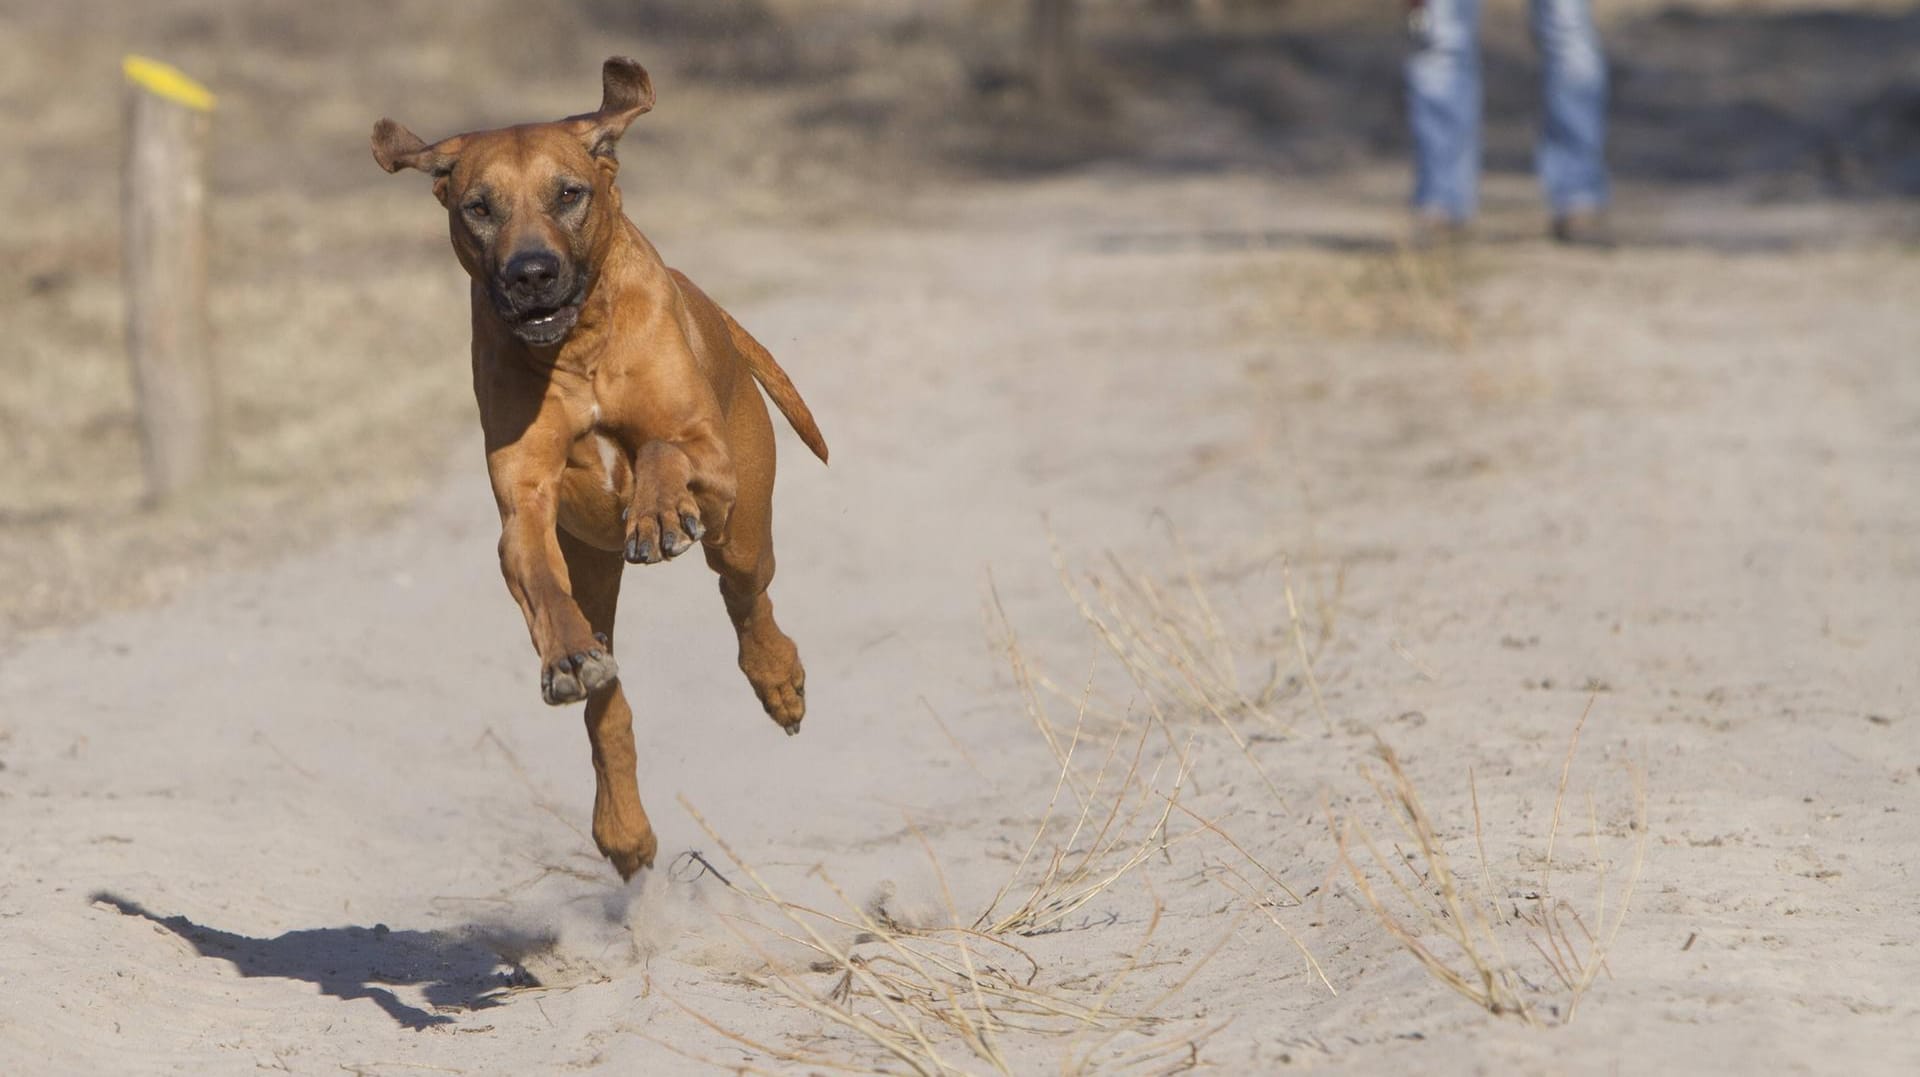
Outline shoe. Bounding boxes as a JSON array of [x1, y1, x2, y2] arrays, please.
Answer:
[[1410, 209, 1469, 248], [1550, 210, 1615, 248]]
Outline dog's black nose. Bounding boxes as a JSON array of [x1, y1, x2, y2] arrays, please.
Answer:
[[504, 251, 561, 295]]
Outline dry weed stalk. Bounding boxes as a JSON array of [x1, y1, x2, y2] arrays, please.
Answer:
[[968, 671, 1331, 1000], [654, 544, 1334, 1072], [1277, 556, 1333, 735], [1334, 738, 1534, 1019], [1518, 706, 1649, 1021], [1060, 889, 1247, 1077], [1050, 539, 1286, 738], [989, 536, 1334, 813], [678, 796, 1223, 1076], [1331, 712, 1649, 1025], [983, 541, 1330, 990], [973, 707, 1197, 938]]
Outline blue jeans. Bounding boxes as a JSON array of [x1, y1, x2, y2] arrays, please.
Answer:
[[1407, 0, 1609, 219]]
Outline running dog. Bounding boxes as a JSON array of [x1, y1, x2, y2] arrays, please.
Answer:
[[371, 57, 827, 879]]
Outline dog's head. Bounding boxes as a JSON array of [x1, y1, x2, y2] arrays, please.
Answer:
[[371, 57, 654, 347]]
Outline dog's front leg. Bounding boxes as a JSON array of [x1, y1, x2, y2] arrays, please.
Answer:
[[619, 426, 737, 565], [488, 435, 617, 705]]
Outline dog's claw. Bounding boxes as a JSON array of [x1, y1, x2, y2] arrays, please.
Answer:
[[625, 449, 703, 566], [542, 648, 618, 705]]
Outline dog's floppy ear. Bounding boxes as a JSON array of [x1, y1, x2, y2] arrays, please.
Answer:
[[568, 57, 656, 162], [371, 120, 468, 204], [371, 120, 466, 176]]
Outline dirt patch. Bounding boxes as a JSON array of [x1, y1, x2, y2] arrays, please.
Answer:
[[3, 167, 1916, 1072]]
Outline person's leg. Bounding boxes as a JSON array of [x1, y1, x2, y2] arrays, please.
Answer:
[[1532, 0, 1609, 216], [1407, 0, 1484, 222]]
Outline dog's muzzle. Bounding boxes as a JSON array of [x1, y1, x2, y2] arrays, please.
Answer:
[[497, 251, 585, 347]]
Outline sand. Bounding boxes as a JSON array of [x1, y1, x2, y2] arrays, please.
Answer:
[[3, 167, 1918, 1073], [3, 2, 1920, 1072]]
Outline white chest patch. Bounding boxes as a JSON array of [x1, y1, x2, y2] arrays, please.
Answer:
[[594, 434, 619, 492]]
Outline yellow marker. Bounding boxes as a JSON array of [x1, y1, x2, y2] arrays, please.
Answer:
[[122, 55, 216, 112]]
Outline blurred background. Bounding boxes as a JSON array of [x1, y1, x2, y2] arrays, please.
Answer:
[[2, 0, 1917, 638]]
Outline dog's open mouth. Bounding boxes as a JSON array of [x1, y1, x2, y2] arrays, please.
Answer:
[[512, 303, 581, 346]]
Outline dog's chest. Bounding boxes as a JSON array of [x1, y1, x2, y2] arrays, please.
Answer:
[[553, 404, 631, 553], [585, 404, 620, 493]]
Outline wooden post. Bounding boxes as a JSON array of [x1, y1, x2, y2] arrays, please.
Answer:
[[122, 56, 217, 503]]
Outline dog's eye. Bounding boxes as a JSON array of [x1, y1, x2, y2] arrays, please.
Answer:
[[463, 199, 490, 219], [557, 184, 587, 207]]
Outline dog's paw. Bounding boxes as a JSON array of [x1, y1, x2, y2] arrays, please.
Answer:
[[741, 635, 806, 734], [758, 669, 805, 735], [541, 646, 618, 705], [595, 820, 658, 882], [623, 490, 704, 565]]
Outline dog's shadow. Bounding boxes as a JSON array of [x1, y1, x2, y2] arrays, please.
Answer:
[[92, 892, 548, 1030]]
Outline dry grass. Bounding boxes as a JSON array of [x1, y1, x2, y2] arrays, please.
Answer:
[[648, 542, 1342, 1073], [664, 697, 1244, 1072], [987, 541, 1334, 976], [970, 636, 1327, 987], [1332, 738, 1532, 1019], [987, 536, 1334, 815], [1221, 243, 1476, 349], [972, 706, 1196, 938], [1330, 702, 1649, 1025], [675, 796, 1229, 1076]]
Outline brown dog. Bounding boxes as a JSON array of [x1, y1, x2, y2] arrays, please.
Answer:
[[370, 58, 827, 879]]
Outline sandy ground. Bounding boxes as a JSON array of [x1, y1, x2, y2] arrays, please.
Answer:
[[5, 1, 1920, 1073], [2, 158, 1918, 1074]]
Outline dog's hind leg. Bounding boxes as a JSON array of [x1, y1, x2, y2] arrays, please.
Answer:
[[703, 383, 806, 734], [559, 526, 657, 879]]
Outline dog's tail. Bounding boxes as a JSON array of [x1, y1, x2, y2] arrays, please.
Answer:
[[721, 309, 830, 465]]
